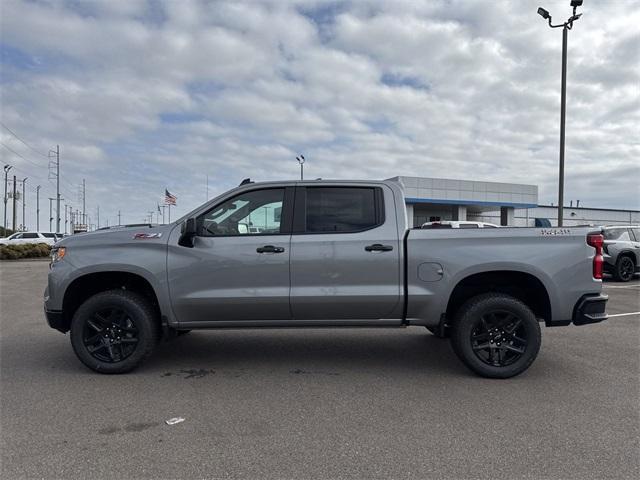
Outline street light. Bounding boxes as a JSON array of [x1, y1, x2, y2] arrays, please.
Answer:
[[537, 0, 583, 227], [296, 155, 305, 180]]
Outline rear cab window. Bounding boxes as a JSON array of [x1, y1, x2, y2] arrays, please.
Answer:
[[296, 186, 384, 233]]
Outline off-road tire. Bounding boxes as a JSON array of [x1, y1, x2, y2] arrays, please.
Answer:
[[450, 293, 541, 379], [70, 290, 159, 374]]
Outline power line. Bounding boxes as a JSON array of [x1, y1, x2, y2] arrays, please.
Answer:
[[0, 122, 49, 158], [1, 142, 48, 170]]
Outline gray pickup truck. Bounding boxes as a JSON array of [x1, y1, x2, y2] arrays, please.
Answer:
[[45, 179, 608, 378]]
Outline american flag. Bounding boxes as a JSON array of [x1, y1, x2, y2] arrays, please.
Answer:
[[165, 189, 177, 205]]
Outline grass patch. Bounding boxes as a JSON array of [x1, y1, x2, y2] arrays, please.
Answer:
[[0, 243, 51, 260]]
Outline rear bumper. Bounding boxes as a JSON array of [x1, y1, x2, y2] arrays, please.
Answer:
[[45, 307, 68, 333], [546, 293, 608, 327], [572, 294, 608, 326]]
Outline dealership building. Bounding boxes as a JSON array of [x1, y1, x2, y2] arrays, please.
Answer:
[[388, 176, 640, 227]]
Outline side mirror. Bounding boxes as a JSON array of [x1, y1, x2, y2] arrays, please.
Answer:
[[178, 218, 197, 248]]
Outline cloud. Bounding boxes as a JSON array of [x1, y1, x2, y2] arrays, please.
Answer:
[[0, 0, 638, 230]]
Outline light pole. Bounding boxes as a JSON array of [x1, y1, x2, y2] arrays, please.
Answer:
[[537, 0, 583, 227], [3, 165, 12, 233], [296, 155, 305, 180]]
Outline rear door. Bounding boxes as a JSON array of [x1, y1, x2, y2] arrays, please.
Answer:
[[289, 185, 402, 320]]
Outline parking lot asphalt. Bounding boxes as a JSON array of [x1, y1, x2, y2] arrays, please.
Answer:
[[1, 260, 638, 480]]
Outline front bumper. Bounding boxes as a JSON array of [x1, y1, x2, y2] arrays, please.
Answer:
[[572, 294, 608, 326], [45, 307, 68, 333]]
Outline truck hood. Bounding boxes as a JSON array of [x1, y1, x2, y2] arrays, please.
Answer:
[[56, 224, 176, 248]]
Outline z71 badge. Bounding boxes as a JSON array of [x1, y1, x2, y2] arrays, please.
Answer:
[[540, 229, 571, 236], [133, 233, 162, 239]]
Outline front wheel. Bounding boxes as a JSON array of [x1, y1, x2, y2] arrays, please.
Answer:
[[70, 290, 159, 374], [450, 293, 541, 379]]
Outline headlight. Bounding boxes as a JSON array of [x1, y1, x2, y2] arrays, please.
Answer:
[[50, 246, 66, 264]]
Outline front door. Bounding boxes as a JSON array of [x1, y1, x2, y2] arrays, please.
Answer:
[[168, 187, 293, 323], [289, 185, 402, 320]]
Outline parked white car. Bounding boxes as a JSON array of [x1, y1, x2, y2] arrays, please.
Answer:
[[421, 221, 500, 229], [0, 232, 59, 246]]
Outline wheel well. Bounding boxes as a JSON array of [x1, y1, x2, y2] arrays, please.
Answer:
[[446, 271, 552, 324], [61, 272, 160, 332]]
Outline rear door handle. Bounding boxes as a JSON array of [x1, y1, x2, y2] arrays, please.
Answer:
[[365, 244, 393, 252], [256, 245, 285, 254]]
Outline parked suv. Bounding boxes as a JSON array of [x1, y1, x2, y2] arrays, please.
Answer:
[[0, 231, 58, 246], [603, 226, 640, 282]]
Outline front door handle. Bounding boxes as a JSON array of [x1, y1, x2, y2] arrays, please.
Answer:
[[256, 245, 285, 254], [365, 244, 393, 252]]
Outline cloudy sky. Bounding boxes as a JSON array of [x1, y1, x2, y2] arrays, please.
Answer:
[[1, 0, 638, 229]]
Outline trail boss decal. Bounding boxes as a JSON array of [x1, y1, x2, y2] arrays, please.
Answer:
[[540, 229, 571, 236]]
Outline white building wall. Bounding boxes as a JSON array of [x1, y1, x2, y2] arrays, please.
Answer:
[[468, 206, 640, 227]]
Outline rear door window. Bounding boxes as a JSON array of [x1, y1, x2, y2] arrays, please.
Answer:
[[604, 229, 631, 241], [631, 228, 640, 241], [303, 187, 382, 233]]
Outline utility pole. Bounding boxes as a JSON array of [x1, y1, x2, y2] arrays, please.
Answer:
[[12, 175, 17, 231], [48, 145, 61, 234], [21, 177, 27, 231], [3, 165, 12, 233], [97, 205, 100, 229], [67, 205, 73, 234], [49, 198, 55, 231], [82, 178, 86, 226], [117, 210, 121, 226], [36, 185, 41, 231]]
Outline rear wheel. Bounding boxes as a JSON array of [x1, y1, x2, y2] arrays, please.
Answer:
[[70, 290, 159, 374], [614, 256, 635, 282], [450, 293, 541, 378]]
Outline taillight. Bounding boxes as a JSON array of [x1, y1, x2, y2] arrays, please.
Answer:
[[587, 234, 604, 280]]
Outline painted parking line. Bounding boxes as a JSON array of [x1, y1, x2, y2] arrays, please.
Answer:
[[603, 284, 640, 289], [607, 312, 640, 318]]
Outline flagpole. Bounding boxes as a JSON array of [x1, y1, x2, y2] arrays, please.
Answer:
[[168, 204, 171, 223]]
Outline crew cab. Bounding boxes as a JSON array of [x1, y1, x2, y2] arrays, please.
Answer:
[[45, 180, 608, 378]]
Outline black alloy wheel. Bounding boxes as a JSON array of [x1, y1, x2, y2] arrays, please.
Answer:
[[470, 311, 527, 367], [82, 307, 139, 363]]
